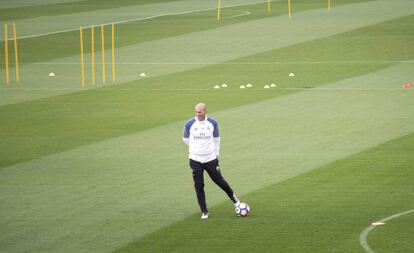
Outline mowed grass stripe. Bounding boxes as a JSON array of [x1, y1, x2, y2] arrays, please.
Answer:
[[0, 0, 266, 39], [0, 0, 183, 22], [0, 14, 413, 167], [0, 0, 86, 10], [1, 62, 413, 253], [1, 0, 412, 106], [0, 0, 369, 66], [113, 132, 414, 253]]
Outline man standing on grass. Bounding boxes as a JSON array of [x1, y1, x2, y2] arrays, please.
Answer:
[[182, 102, 240, 219]]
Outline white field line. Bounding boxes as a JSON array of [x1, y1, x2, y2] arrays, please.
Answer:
[[222, 10, 251, 19], [359, 209, 414, 253], [2, 87, 411, 91], [5, 2, 262, 41], [29, 60, 414, 65]]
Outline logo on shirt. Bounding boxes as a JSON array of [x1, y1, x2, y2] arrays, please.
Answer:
[[193, 132, 211, 140]]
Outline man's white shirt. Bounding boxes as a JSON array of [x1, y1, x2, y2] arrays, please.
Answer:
[[182, 115, 220, 163]]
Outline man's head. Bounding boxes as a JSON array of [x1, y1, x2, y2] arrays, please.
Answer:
[[195, 103, 207, 121]]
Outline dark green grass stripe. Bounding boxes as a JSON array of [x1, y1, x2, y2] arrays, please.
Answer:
[[237, 14, 414, 64], [0, 0, 372, 67], [111, 132, 414, 253], [0, 16, 414, 166], [0, 0, 182, 22], [0, 14, 412, 168]]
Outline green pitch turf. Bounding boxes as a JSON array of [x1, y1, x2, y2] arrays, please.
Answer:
[[0, 0, 413, 253], [113, 132, 414, 253]]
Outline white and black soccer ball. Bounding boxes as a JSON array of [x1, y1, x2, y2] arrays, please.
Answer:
[[235, 202, 250, 217]]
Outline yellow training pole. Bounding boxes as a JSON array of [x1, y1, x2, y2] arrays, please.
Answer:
[[101, 24, 106, 85], [288, 0, 292, 19], [13, 23, 20, 82], [328, 0, 331, 12], [5, 24, 10, 84], [217, 0, 221, 20], [111, 23, 115, 82], [268, 0, 271, 13], [80, 26, 85, 88], [12, 23, 19, 82], [91, 25, 95, 87]]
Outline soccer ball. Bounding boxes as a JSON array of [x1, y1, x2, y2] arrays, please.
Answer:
[[235, 202, 250, 217]]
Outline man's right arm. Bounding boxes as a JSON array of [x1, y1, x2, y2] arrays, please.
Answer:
[[182, 122, 190, 145]]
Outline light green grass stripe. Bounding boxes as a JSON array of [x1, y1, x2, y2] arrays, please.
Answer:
[[1, 62, 413, 253], [0, 0, 85, 9], [117, 132, 414, 253], [1, 0, 412, 106], [0, 0, 265, 39]]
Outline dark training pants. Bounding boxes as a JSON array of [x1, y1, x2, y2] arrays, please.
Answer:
[[189, 159, 236, 213]]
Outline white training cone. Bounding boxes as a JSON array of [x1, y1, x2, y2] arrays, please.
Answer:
[[289, 73, 295, 77], [221, 83, 228, 88], [140, 73, 146, 77], [270, 83, 277, 88], [240, 85, 246, 89], [246, 83, 252, 88], [214, 85, 220, 89], [264, 85, 270, 89], [49, 72, 55, 77]]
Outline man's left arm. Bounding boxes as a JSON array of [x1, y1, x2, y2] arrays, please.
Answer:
[[213, 123, 220, 158]]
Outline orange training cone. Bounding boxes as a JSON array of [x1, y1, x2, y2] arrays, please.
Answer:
[[403, 82, 412, 89]]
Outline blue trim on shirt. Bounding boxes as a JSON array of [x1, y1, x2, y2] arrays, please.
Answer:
[[207, 118, 219, 137], [183, 118, 196, 138]]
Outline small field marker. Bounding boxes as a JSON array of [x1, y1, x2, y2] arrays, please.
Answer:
[[288, 0, 292, 19], [12, 23, 19, 82], [4, 24, 9, 84], [80, 26, 85, 87], [268, 0, 271, 13], [101, 24, 106, 85], [111, 23, 115, 82], [403, 82, 412, 89], [91, 25, 95, 86], [217, 0, 221, 20]]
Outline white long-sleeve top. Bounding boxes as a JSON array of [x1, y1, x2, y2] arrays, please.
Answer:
[[182, 115, 220, 163]]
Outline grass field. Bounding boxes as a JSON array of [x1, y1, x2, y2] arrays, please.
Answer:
[[1, 0, 413, 253]]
